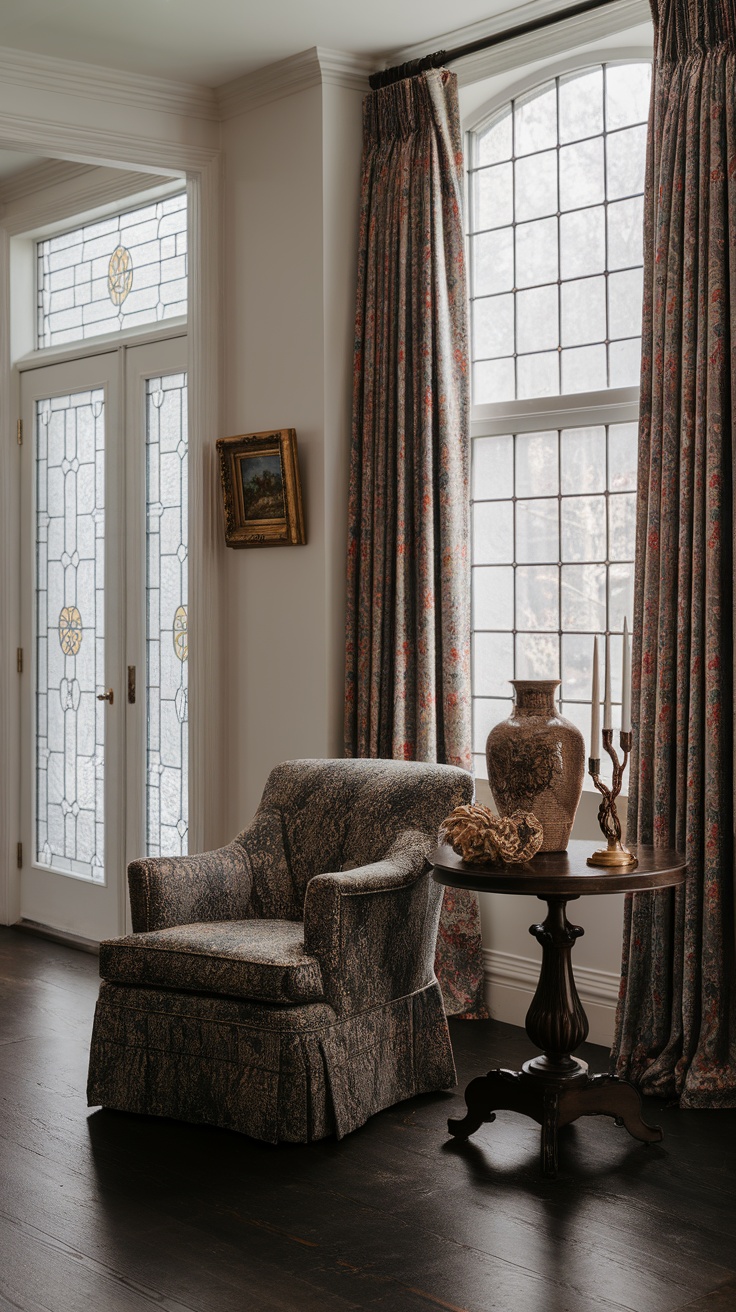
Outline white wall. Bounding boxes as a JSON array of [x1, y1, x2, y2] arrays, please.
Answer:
[[219, 78, 363, 833]]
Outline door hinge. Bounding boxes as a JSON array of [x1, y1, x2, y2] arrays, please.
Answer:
[[17, 647, 23, 674], [16, 419, 22, 446], [17, 842, 22, 869]]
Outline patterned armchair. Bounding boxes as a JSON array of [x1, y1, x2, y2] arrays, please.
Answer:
[[87, 758, 473, 1142]]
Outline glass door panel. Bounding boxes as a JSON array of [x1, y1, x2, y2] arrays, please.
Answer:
[[36, 388, 106, 880], [123, 337, 188, 908], [145, 371, 188, 857]]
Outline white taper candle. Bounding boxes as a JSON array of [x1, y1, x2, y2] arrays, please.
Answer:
[[603, 633, 612, 730], [591, 636, 600, 759], [622, 617, 632, 733]]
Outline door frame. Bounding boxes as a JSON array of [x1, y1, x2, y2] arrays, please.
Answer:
[[0, 137, 221, 928]]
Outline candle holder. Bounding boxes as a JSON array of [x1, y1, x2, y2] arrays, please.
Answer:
[[587, 729, 637, 868]]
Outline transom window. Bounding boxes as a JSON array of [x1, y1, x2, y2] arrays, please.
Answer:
[[468, 60, 650, 779], [469, 62, 650, 401], [37, 192, 187, 349]]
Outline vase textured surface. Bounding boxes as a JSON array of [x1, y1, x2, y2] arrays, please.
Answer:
[[485, 680, 584, 853]]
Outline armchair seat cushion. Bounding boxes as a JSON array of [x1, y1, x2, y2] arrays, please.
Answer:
[[99, 920, 325, 1005]]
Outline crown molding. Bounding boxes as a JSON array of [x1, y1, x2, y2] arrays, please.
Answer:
[[0, 45, 219, 122], [317, 49, 374, 92], [0, 109, 218, 175], [385, 0, 651, 85], [0, 158, 93, 206], [217, 46, 372, 120]]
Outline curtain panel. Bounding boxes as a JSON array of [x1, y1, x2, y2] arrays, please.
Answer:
[[344, 69, 486, 1019], [612, 0, 736, 1105]]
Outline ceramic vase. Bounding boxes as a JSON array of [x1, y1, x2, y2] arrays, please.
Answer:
[[485, 679, 584, 853]]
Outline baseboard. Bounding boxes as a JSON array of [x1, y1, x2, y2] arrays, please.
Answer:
[[483, 948, 619, 1049], [13, 918, 100, 955]]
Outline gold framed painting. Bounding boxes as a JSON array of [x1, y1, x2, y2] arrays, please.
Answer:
[[216, 428, 306, 548]]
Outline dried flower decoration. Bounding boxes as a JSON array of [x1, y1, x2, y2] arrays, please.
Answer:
[[440, 804, 543, 865]]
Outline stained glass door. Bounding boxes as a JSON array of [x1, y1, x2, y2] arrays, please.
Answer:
[[20, 355, 124, 941], [19, 336, 188, 942]]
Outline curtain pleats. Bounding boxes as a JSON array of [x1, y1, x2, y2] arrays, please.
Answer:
[[612, 0, 736, 1105], [344, 70, 486, 1019]]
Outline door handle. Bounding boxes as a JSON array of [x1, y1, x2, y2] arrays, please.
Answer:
[[97, 688, 114, 705]]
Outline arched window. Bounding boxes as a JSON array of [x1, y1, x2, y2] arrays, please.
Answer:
[[468, 60, 651, 779]]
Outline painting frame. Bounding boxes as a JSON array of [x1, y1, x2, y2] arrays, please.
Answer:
[[216, 428, 306, 548]]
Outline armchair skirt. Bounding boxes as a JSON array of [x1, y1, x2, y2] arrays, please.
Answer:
[[88, 977, 453, 1142]]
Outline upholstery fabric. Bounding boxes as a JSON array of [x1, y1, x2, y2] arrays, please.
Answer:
[[100, 920, 325, 1004], [611, 0, 736, 1107], [343, 68, 486, 1020], [88, 759, 469, 1140], [128, 841, 252, 934]]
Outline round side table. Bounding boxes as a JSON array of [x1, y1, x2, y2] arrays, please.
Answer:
[[431, 840, 686, 1178]]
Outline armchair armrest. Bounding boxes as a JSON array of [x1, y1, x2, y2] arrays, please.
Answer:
[[303, 829, 442, 1015], [128, 840, 252, 933]]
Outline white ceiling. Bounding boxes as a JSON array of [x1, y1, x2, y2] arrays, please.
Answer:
[[0, 149, 46, 181], [0, 0, 512, 86]]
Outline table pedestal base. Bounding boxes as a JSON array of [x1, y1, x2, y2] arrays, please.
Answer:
[[448, 1063, 662, 1178], [447, 895, 663, 1177]]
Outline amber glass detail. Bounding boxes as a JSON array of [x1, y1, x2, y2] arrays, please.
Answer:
[[173, 605, 188, 662], [58, 605, 83, 656], [108, 246, 133, 306]]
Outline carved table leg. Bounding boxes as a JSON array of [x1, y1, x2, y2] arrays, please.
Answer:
[[524, 896, 588, 1078], [447, 1077, 497, 1139], [559, 1074, 663, 1143]]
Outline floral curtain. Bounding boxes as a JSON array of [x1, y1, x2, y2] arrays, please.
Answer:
[[612, 0, 736, 1106], [344, 69, 486, 1019]]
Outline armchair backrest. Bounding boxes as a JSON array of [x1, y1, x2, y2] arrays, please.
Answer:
[[237, 758, 473, 920]]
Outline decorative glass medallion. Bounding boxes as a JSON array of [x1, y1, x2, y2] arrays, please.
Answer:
[[108, 246, 133, 306], [58, 605, 83, 656]]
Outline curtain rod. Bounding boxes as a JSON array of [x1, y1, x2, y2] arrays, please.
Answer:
[[369, 0, 627, 89]]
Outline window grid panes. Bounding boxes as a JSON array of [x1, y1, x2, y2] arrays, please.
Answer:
[[146, 373, 188, 858], [36, 390, 106, 880], [469, 62, 650, 402], [471, 422, 637, 781], [37, 193, 187, 350]]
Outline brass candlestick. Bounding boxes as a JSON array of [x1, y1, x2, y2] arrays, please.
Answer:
[[587, 729, 637, 868]]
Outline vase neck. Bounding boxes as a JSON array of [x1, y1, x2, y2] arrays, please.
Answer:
[[511, 680, 560, 716]]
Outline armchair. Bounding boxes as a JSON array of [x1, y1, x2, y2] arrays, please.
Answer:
[[87, 758, 473, 1142]]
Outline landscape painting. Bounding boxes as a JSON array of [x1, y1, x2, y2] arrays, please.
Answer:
[[239, 452, 285, 522], [217, 428, 306, 548]]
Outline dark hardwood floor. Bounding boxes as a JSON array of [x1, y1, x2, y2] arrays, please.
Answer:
[[1, 926, 735, 1312]]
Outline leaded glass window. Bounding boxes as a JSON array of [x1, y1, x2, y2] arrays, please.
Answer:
[[469, 63, 650, 401], [471, 422, 636, 777], [37, 194, 187, 349], [468, 60, 649, 778], [36, 390, 105, 880], [146, 373, 188, 858]]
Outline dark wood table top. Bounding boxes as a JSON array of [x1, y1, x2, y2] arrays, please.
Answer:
[[430, 839, 686, 896]]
